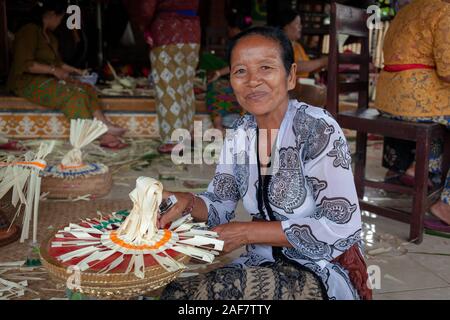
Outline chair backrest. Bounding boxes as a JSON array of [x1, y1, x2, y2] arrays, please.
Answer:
[[326, 2, 370, 118]]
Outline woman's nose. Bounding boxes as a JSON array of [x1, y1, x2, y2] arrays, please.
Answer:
[[247, 70, 261, 87]]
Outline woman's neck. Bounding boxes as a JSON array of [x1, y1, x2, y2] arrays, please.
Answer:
[[255, 99, 289, 131], [42, 17, 51, 34]]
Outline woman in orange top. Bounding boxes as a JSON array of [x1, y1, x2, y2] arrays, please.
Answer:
[[272, 9, 328, 80], [375, 0, 450, 226], [271, 9, 328, 106]]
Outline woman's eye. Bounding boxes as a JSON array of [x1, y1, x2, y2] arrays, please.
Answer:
[[261, 66, 272, 70], [234, 69, 246, 75]]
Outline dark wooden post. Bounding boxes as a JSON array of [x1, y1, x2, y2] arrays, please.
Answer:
[[0, 0, 9, 80]]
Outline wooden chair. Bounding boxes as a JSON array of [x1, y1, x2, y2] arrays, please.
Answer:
[[326, 2, 449, 243]]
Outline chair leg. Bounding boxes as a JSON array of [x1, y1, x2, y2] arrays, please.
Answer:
[[354, 132, 367, 199], [410, 136, 431, 244]]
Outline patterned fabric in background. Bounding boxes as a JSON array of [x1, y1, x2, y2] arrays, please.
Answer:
[[17, 77, 100, 119], [206, 79, 243, 126], [161, 259, 325, 300], [150, 43, 200, 142], [123, 0, 201, 143], [375, 0, 450, 117], [381, 113, 450, 205], [122, 0, 200, 47]]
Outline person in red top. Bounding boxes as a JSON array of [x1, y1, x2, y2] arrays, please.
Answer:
[[123, 0, 201, 153]]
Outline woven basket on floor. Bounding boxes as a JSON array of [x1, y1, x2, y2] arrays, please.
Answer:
[[40, 230, 189, 299], [40, 170, 113, 199]]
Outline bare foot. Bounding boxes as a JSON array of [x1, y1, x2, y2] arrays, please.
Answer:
[[107, 124, 127, 137], [405, 163, 415, 177], [100, 133, 123, 145], [430, 201, 450, 225]]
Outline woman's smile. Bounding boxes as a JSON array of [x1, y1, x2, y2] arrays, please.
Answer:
[[245, 90, 269, 102]]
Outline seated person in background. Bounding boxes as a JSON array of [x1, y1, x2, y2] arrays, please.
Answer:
[[271, 9, 328, 106], [159, 26, 371, 300], [205, 10, 252, 131], [375, 0, 450, 225], [7, 0, 127, 149]]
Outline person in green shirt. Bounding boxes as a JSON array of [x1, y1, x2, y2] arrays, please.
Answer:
[[7, 0, 127, 149]]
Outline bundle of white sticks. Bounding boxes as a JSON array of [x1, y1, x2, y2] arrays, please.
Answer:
[[0, 141, 55, 243]]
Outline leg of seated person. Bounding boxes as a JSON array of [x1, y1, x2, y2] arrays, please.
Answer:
[[430, 170, 450, 225]]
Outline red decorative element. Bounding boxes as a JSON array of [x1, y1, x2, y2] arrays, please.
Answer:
[[47, 218, 182, 273], [332, 244, 373, 300], [383, 64, 435, 72]]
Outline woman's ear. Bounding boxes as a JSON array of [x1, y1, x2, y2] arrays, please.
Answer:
[[287, 63, 297, 91]]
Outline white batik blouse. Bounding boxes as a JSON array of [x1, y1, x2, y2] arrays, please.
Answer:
[[197, 99, 364, 300]]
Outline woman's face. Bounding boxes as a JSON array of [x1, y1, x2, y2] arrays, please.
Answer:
[[229, 35, 297, 118], [283, 15, 302, 41], [46, 11, 65, 30]]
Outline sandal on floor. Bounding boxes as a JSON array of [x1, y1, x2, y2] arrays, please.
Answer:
[[157, 143, 178, 154], [0, 141, 27, 151], [428, 205, 450, 228], [398, 174, 433, 189], [424, 217, 450, 233], [100, 140, 129, 150]]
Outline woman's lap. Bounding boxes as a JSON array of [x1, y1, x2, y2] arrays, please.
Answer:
[[17, 77, 99, 119], [160, 260, 325, 300]]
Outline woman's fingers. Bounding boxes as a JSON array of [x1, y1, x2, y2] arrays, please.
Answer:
[[159, 205, 181, 229]]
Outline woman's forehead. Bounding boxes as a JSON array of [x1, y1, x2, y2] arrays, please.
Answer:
[[231, 35, 281, 62]]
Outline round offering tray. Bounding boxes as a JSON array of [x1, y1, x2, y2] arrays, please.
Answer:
[[40, 227, 189, 299]]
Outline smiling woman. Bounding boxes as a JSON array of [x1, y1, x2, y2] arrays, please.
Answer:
[[159, 27, 371, 300], [228, 32, 296, 123]]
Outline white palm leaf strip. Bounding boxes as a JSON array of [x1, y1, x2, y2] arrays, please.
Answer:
[[0, 133, 8, 144], [61, 119, 108, 167], [0, 141, 54, 243], [53, 177, 223, 279]]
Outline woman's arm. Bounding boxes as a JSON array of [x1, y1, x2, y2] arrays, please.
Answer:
[[61, 64, 85, 76], [297, 56, 328, 74], [213, 221, 292, 253], [158, 191, 209, 228], [159, 133, 240, 230], [27, 62, 69, 80], [208, 66, 231, 83]]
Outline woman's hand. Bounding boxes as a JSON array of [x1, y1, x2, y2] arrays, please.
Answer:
[[212, 222, 249, 254], [319, 56, 328, 69], [73, 68, 88, 76], [61, 64, 87, 76], [157, 191, 193, 229], [52, 67, 70, 80]]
